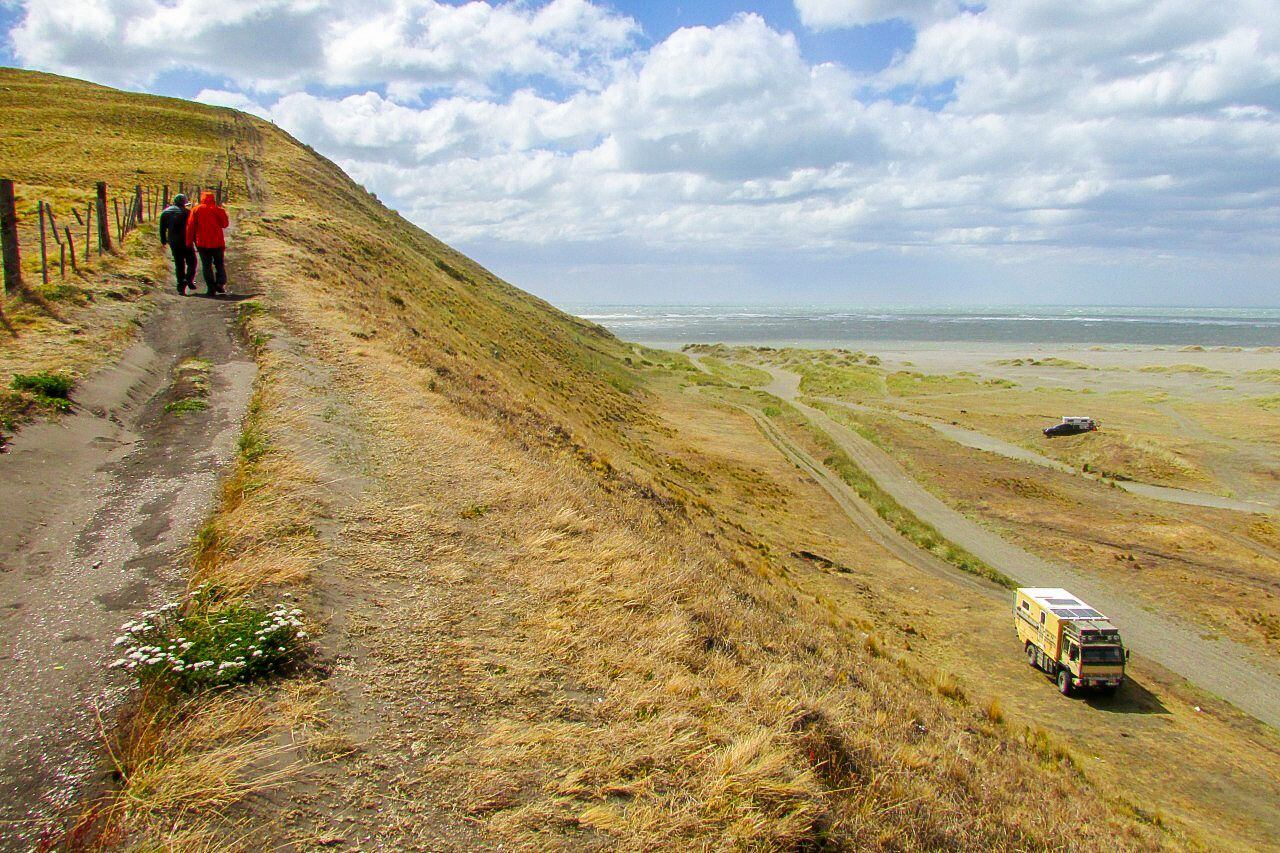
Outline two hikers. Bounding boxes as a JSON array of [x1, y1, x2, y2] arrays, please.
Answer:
[[157, 191, 229, 296]]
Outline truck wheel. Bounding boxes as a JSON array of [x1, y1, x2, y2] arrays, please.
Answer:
[[1026, 644, 1037, 668], [1057, 670, 1073, 696]]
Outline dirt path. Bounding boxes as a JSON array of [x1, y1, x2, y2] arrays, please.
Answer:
[[757, 366, 1280, 730], [0, 280, 255, 844], [1157, 402, 1280, 507], [737, 402, 997, 599], [819, 397, 1275, 514]]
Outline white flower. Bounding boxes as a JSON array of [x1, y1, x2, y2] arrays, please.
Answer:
[[108, 659, 128, 669], [296, 631, 308, 639]]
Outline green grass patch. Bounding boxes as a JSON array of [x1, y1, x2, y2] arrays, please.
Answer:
[[886, 370, 985, 397], [164, 397, 208, 415], [1137, 363, 1226, 376], [995, 357, 1090, 370], [799, 419, 1016, 589], [795, 362, 885, 400], [11, 370, 73, 399], [701, 356, 771, 387]]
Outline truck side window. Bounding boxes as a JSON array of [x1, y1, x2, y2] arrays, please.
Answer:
[[1020, 601, 1029, 610], [1039, 612, 1045, 624], [1068, 643, 1078, 661]]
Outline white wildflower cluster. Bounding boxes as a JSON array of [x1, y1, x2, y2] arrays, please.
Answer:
[[106, 595, 307, 688]]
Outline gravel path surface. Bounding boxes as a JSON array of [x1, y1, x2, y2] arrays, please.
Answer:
[[0, 284, 255, 846]]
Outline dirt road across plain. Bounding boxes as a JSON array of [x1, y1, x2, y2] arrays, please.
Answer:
[[0, 286, 255, 845], [759, 365, 1280, 730], [819, 397, 1275, 514]]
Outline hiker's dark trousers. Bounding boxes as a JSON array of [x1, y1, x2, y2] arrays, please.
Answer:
[[197, 247, 226, 293], [169, 243, 196, 289]]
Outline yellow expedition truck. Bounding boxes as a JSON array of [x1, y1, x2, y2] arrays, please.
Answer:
[[1014, 588, 1127, 696]]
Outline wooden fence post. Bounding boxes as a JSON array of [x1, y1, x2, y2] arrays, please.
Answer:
[[45, 203, 61, 248], [46, 205, 63, 278], [86, 203, 94, 256], [38, 200, 48, 285], [0, 179, 21, 294], [72, 206, 84, 226], [64, 226, 77, 273], [163, 184, 170, 207], [96, 182, 112, 253], [135, 185, 143, 223], [113, 198, 122, 243]]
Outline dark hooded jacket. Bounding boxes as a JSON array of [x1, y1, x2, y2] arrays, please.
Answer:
[[186, 191, 229, 249], [158, 197, 191, 247]]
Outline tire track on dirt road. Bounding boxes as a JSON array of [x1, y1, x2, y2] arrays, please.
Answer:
[[737, 403, 998, 599], [757, 365, 1280, 730], [0, 264, 255, 845]]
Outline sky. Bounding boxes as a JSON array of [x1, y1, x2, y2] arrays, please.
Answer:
[[2, 0, 1279, 307]]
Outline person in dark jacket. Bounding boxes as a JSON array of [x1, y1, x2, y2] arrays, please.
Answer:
[[158, 194, 196, 294], [185, 191, 230, 295]]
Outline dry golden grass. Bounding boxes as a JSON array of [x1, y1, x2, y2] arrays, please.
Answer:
[[256, 346, 1163, 849], [71, 687, 314, 850]]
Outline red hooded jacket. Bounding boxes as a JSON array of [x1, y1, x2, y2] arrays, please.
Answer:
[[186, 192, 229, 249]]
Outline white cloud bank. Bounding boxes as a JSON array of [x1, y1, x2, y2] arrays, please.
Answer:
[[11, 0, 1280, 301]]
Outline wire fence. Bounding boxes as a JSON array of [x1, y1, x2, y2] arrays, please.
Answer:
[[1, 178, 227, 294]]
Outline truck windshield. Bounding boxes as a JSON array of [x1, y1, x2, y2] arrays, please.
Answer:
[[1081, 645, 1124, 665]]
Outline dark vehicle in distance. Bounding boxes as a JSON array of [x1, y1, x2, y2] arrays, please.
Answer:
[[1043, 416, 1098, 438]]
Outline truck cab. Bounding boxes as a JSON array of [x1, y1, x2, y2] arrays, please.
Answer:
[[1014, 588, 1126, 696]]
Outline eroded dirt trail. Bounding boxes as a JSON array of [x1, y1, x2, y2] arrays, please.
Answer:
[[0, 286, 254, 845], [758, 365, 1280, 730]]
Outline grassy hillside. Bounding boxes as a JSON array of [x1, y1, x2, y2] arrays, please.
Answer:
[[1, 70, 1170, 849]]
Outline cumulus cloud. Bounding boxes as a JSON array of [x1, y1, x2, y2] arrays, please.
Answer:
[[9, 0, 1280, 295], [253, 5, 1280, 261], [11, 0, 638, 94]]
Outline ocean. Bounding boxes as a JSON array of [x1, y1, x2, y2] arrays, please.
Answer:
[[566, 306, 1280, 348]]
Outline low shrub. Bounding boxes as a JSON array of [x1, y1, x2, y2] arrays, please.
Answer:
[[164, 397, 208, 415], [11, 370, 73, 399], [110, 589, 306, 691]]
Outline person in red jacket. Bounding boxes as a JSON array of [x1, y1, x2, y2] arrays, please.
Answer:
[[185, 191, 230, 295]]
